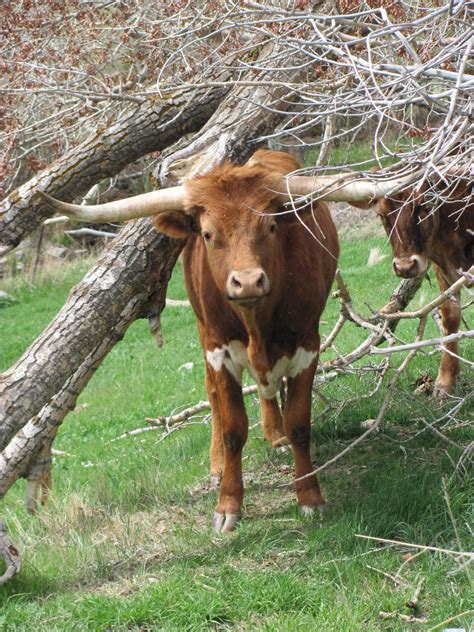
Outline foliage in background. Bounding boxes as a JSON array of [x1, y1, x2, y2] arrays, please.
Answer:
[[2, 0, 471, 197]]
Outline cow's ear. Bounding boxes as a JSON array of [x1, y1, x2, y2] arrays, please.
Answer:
[[153, 212, 197, 239]]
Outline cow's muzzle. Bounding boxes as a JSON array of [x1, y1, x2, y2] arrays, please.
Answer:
[[226, 268, 270, 304], [392, 255, 428, 278]]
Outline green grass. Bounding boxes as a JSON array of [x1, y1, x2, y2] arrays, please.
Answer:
[[0, 237, 472, 631], [301, 134, 425, 171]]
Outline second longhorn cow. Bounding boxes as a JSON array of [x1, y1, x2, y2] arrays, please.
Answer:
[[354, 177, 473, 396]]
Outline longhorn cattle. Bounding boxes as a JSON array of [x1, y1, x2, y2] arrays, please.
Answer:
[[43, 150, 339, 531], [361, 178, 473, 396], [154, 150, 339, 531]]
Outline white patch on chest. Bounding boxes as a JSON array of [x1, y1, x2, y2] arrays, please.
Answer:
[[206, 341, 318, 399]]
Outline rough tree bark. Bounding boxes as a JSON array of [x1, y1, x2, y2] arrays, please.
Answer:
[[0, 521, 20, 585], [0, 84, 228, 253]]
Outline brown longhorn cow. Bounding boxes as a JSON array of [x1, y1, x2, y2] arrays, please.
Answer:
[[154, 151, 339, 530], [358, 178, 473, 396], [40, 150, 417, 530]]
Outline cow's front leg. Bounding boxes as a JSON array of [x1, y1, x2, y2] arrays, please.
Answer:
[[259, 393, 289, 448], [433, 266, 461, 397], [212, 368, 249, 532], [205, 364, 224, 488], [434, 292, 461, 396], [284, 361, 325, 514]]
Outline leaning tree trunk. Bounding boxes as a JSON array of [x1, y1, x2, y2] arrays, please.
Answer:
[[0, 84, 228, 254]]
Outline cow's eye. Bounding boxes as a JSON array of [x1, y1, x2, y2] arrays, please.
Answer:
[[202, 230, 212, 242], [269, 222, 277, 233]]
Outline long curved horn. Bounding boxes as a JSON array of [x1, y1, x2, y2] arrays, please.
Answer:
[[38, 186, 185, 223], [278, 171, 421, 203]]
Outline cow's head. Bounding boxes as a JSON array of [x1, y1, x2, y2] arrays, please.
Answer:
[[377, 188, 439, 278], [153, 151, 303, 308]]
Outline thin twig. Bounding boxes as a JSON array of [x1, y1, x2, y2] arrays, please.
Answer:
[[379, 611, 428, 623], [395, 550, 426, 584], [146, 385, 258, 427], [443, 478, 473, 589], [367, 564, 404, 587], [355, 534, 474, 559], [370, 330, 474, 354], [417, 417, 461, 448]]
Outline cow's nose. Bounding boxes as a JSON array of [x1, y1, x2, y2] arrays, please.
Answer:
[[392, 257, 420, 278], [226, 268, 270, 302]]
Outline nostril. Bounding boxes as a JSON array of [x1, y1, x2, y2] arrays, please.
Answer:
[[227, 269, 269, 300], [231, 275, 242, 289]]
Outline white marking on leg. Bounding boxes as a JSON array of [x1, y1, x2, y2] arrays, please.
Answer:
[[259, 347, 317, 399], [206, 341, 247, 383], [288, 347, 318, 378], [260, 356, 288, 399]]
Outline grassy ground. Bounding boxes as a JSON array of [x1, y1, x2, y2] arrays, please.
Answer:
[[297, 133, 424, 172], [0, 235, 472, 631]]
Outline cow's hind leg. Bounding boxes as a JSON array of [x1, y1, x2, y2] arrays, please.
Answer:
[[212, 368, 249, 532], [259, 393, 289, 448], [433, 265, 461, 397], [284, 361, 325, 514]]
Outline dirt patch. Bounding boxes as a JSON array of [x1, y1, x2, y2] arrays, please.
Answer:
[[329, 202, 383, 241]]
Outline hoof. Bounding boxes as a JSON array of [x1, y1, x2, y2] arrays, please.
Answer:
[[300, 504, 326, 527], [212, 511, 241, 533], [433, 383, 454, 398], [209, 475, 221, 489]]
